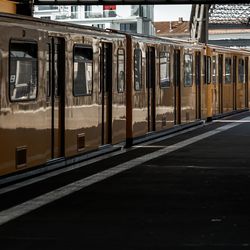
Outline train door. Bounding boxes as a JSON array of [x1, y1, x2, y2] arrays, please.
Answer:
[[48, 37, 65, 159], [218, 54, 223, 113], [146, 47, 156, 132], [233, 56, 237, 110], [100, 42, 112, 145], [195, 52, 201, 119], [174, 49, 181, 124]]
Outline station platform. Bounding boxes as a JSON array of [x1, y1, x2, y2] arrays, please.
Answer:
[[1, 111, 250, 249]]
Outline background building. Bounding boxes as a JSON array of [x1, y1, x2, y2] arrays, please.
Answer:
[[33, 5, 155, 35], [208, 4, 250, 48]]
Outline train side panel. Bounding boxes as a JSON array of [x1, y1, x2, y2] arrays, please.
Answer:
[[0, 21, 51, 175]]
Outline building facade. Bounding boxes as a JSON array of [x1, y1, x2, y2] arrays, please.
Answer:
[[33, 5, 155, 35]]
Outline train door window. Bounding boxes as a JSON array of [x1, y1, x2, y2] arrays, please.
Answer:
[[184, 54, 193, 87], [238, 58, 245, 84], [203, 55, 207, 84], [134, 48, 142, 91], [46, 43, 51, 97], [0, 50, 2, 83], [225, 57, 232, 84], [117, 49, 125, 93], [245, 57, 248, 85], [159, 52, 170, 88], [53, 42, 65, 97], [73, 45, 93, 96], [218, 54, 223, 84], [207, 56, 211, 84], [9, 41, 38, 101], [212, 56, 217, 84]]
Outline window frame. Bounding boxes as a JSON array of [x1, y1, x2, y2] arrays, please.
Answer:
[[184, 53, 193, 87], [73, 44, 93, 97], [117, 48, 125, 93], [9, 39, 38, 102], [159, 51, 171, 88], [134, 48, 142, 91]]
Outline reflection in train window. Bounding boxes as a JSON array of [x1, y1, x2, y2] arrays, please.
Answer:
[[184, 54, 193, 87], [134, 49, 142, 91], [212, 56, 217, 84], [117, 49, 125, 93], [9, 41, 38, 101], [159, 52, 170, 88], [73, 46, 93, 96], [225, 57, 232, 84], [238, 58, 245, 84]]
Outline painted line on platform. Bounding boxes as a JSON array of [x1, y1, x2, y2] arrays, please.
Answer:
[[214, 119, 250, 123], [0, 116, 249, 226]]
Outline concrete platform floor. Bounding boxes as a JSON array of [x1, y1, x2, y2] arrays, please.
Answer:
[[1, 112, 250, 249]]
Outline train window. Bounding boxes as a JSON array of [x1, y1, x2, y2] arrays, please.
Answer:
[[9, 41, 38, 101], [159, 52, 170, 88], [117, 49, 125, 93], [245, 57, 249, 85], [238, 58, 245, 84], [203, 56, 207, 84], [225, 57, 232, 84], [46, 43, 51, 97], [73, 45, 93, 96], [212, 56, 217, 84], [184, 54, 193, 87], [207, 56, 211, 84], [0, 50, 2, 82], [134, 49, 142, 91]]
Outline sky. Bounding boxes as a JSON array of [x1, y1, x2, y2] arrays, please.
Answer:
[[154, 5, 192, 21]]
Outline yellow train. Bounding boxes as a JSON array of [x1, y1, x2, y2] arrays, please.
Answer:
[[0, 13, 249, 177]]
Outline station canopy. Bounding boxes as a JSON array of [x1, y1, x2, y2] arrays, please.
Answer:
[[33, 0, 250, 5]]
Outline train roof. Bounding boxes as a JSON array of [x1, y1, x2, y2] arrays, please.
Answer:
[[207, 43, 250, 55], [0, 12, 126, 39]]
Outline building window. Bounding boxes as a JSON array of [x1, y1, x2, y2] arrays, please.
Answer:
[[9, 41, 38, 101], [73, 46, 93, 96], [184, 54, 193, 87], [225, 57, 232, 84], [117, 49, 125, 93], [159, 52, 170, 88], [37, 5, 58, 11], [238, 58, 245, 84], [134, 49, 142, 91], [120, 23, 137, 33], [41, 16, 51, 20], [92, 24, 105, 29]]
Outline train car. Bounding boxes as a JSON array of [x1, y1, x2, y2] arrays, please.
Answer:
[[125, 34, 175, 144], [206, 44, 250, 119], [1, 13, 250, 178], [0, 13, 127, 176], [125, 34, 207, 144]]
